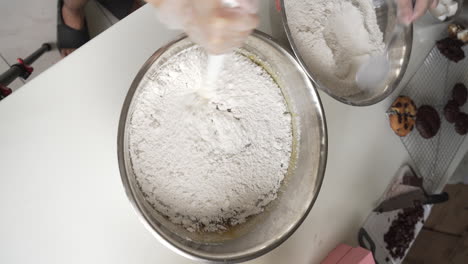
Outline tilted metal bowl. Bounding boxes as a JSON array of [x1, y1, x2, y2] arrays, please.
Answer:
[[428, 0, 464, 23], [117, 31, 327, 262], [272, 0, 413, 106]]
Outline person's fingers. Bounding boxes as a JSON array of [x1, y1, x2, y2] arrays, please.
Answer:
[[198, 11, 256, 45], [224, 38, 246, 50], [223, 30, 253, 42], [145, 0, 164, 7], [213, 9, 258, 31], [213, 33, 250, 51], [412, 0, 431, 21], [203, 36, 241, 54], [229, 13, 259, 31], [202, 29, 252, 54], [185, 0, 257, 54], [194, 0, 220, 16], [208, 39, 244, 54], [397, 0, 413, 24], [236, 0, 259, 14], [60, 48, 76, 57], [204, 43, 229, 55], [431, 0, 439, 9]]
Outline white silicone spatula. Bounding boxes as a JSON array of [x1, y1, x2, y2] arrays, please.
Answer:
[[355, 23, 405, 91], [201, 0, 241, 99]]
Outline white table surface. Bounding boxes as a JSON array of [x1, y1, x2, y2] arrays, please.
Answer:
[[0, 2, 466, 264]]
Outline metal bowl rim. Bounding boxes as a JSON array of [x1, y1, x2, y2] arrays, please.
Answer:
[[279, 0, 414, 106], [117, 31, 328, 262], [429, 0, 465, 23]]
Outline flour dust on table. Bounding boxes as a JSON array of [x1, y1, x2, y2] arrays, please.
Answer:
[[285, 0, 385, 97], [128, 47, 293, 232]]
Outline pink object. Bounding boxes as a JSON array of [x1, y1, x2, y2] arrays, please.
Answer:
[[321, 244, 375, 264], [321, 244, 353, 264]]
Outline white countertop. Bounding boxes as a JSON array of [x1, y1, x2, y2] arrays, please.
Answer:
[[0, 2, 466, 264]]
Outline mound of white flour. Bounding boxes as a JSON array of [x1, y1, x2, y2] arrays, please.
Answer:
[[128, 47, 292, 232], [285, 0, 385, 97]]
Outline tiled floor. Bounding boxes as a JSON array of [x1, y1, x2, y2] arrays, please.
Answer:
[[0, 0, 120, 91]]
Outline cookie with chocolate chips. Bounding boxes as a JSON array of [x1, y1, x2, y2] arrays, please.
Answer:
[[390, 114, 415, 137], [391, 96, 417, 116], [389, 96, 417, 137]]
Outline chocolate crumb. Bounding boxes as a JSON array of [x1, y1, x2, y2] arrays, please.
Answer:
[[384, 206, 424, 259]]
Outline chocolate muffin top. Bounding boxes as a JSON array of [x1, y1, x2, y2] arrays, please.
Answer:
[[455, 112, 468, 135], [436, 37, 465, 63], [453, 83, 468, 106], [416, 105, 441, 139], [444, 99, 460, 123]]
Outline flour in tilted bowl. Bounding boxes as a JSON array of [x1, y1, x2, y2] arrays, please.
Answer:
[[285, 0, 385, 97], [128, 47, 293, 232]]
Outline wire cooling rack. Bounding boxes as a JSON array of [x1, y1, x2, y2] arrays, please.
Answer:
[[395, 44, 468, 194]]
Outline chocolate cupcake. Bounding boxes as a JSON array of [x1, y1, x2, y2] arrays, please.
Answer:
[[453, 83, 468, 106], [416, 105, 441, 139], [444, 100, 460, 123], [455, 112, 468, 135]]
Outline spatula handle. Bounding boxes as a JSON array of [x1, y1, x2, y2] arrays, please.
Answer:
[[425, 192, 449, 205]]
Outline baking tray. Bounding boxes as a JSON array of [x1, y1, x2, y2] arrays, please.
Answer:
[[393, 44, 468, 194]]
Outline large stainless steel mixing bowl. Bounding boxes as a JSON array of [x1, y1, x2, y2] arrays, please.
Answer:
[[117, 32, 327, 263], [271, 0, 413, 106]]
